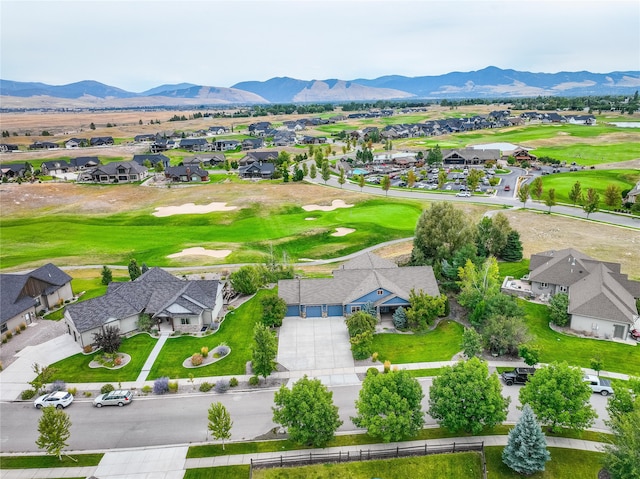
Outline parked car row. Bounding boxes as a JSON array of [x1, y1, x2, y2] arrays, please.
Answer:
[[34, 390, 134, 409]]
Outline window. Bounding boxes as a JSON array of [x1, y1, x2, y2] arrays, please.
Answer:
[[1, 323, 7, 334], [559, 285, 568, 293], [540, 282, 548, 288], [377, 289, 384, 295], [351, 306, 361, 313], [180, 318, 190, 325]]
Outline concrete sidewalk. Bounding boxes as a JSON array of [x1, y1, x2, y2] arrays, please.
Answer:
[[0, 435, 608, 479]]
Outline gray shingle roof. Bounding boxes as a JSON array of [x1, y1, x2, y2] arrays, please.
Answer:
[[66, 268, 219, 333]]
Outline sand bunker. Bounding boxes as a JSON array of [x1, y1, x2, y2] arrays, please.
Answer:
[[153, 202, 237, 217], [332, 228, 355, 237], [302, 199, 354, 212], [168, 247, 232, 259]]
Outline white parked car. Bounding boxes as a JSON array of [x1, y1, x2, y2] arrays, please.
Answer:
[[456, 191, 471, 197], [34, 391, 74, 409]]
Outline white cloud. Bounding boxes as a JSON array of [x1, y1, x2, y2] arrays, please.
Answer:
[[1, 0, 638, 91]]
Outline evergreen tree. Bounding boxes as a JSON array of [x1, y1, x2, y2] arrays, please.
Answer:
[[392, 306, 407, 329], [309, 163, 317, 179], [502, 404, 551, 475], [128, 258, 141, 281], [100, 265, 112, 285], [500, 231, 523, 262]]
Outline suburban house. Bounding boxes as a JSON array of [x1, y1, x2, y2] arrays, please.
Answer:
[[278, 253, 440, 318], [208, 126, 228, 135], [134, 134, 156, 142], [441, 148, 500, 166], [183, 154, 225, 168], [132, 154, 170, 170], [164, 165, 209, 182], [65, 138, 89, 148], [78, 161, 148, 183], [242, 138, 265, 150], [212, 139, 240, 151], [70, 156, 100, 170], [179, 138, 210, 151], [90, 137, 114, 147], [1, 163, 29, 179], [238, 161, 275, 179], [40, 160, 70, 176], [29, 141, 58, 150], [1, 264, 73, 336], [248, 121, 272, 136], [64, 268, 223, 348], [527, 248, 640, 340], [624, 180, 640, 204], [238, 150, 279, 166], [0, 144, 19, 152]]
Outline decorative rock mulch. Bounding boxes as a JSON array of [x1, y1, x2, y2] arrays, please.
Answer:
[[89, 353, 131, 369], [182, 346, 231, 368]]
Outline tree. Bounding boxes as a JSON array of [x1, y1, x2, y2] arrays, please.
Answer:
[[89, 122, 96, 130], [273, 376, 342, 447], [517, 183, 530, 208], [457, 256, 501, 312], [530, 176, 544, 201], [36, 407, 72, 460], [502, 404, 551, 475], [604, 183, 622, 209], [345, 310, 377, 337], [518, 343, 541, 367], [357, 174, 365, 192], [466, 169, 483, 193], [380, 174, 390, 195], [261, 294, 287, 328], [437, 169, 448, 189], [582, 188, 600, 218], [93, 325, 122, 354], [603, 405, 640, 479], [482, 315, 529, 356], [30, 363, 57, 395], [128, 258, 141, 281], [476, 213, 511, 258], [406, 169, 417, 188], [251, 323, 277, 380], [607, 377, 640, 424], [548, 292, 570, 326], [590, 356, 603, 377], [426, 145, 442, 166], [500, 230, 523, 262], [410, 202, 476, 268], [519, 362, 597, 433], [100, 265, 112, 285], [544, 188, 556, 213], [337, 167, 345, 188], [301, 162, 308, 177], [309, 163, 317, 179], [207, 402, 232, 450], [392, 306, 408, 329], [568, 180, 582, 206], [229, 265, 263, 295], [405, 290, 447, 330], [353, 370, 424, 442], [461, 327, 483, 358], [321, 161, 331, 184], [429, 358, 509, 434]]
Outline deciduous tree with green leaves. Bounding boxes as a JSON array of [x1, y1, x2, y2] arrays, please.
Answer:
[[251, 323, 278, 380], [338, 167, 345, 188], [405, 289, 447, 330], [358, 174, 365, 191], [345, 310, 377, 337], [406, 169, 417, 188], [517, 183, 530, 208], [549, 292, 570, 326], [544, 188, 556, 213], [466, 168, 484, 193], [353, 370, 424, 442], [207, 402, 232, 450], [583, 188, 600, 218], [273, 376, 342, 447], [36, 407, 72, 460], [309, 163, 317, 179], [568, 180, 582, 206], [429, 357, 510, 434], [229, 265, 263, 295], [380, 174, 390, 195], [519, 343, 541, 367], [519, 362, 597, 433], [437, 169, 448, 189], [457, 256, 501, 312], [321, 161, 331, 184], [461, 327, 483, 358], [502, 404, 550, 475], [260, 294, 287, 328], [530, 176, 544, 201]]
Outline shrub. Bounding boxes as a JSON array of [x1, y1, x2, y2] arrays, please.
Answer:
[[83, 391, 92, 397], [2, 337, 7, 344], [372, 352, 379, 362], [67, 387, 77, 396], [83, 345, 93, 354], [141, 385, 152, 394], [392, 307, 407, 329], [367, 367, 379, 377], [210, 322, 220, 332], [14, 328, 21, 335], [229, 377, 239, 387], [168, 380, 179, 393], [21, 389, 36, 400], [216, 343, 230, 357], [201, 346, 209, 358], [101, 383, 115, 394], [199, 381, 213, 392], [50, 380, 66, 392], [19, 323, 26, 331], [154, 377, 170, 395], [5, 331, 12, 340], [383, 360, 391, 373], [215, 380, 229, 393], [249, 375, 260, 386], [191, 353, 203, 366]]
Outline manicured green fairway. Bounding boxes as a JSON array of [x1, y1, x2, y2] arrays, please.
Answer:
[[148, 289, 270, 379], [532, 143, 640, 166], [0, 198, 423, 269], [48, 333, 157, 383], [521, 301, 640, 376], [537, 169, 640, 207], [371, 320, 464, 363]]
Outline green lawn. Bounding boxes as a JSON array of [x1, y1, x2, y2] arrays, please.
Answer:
[[532, 142, 640, 166], [251, 452, 482, 479], [371, 320, 464, 363], [0, 198, 423, 269], [148, 289, 270, 379], [521, 301, 640, 376], [538, 169, 640, 208], [485, 446, 605, 478], [48, 333, 157, 383], [0, 453, 103, 468], [184, 466, 249, 479], [498, 259, 530, 280]]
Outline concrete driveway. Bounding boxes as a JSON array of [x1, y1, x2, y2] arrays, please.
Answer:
[[277, 316, 359, 386]]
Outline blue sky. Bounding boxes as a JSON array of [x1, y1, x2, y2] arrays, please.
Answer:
[[1, 0, 639, 92]]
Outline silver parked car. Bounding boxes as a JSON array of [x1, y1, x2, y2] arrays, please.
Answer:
[[34, 391, 74, 409], [93, 389, 134, 407]]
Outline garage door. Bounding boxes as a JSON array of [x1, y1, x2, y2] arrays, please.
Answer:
[[306, 306, 322, 317], [327, 305, 343, 316], [286, 306, 300, 317]]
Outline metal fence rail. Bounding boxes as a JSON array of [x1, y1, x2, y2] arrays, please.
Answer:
[[249, 441, 487, 478]]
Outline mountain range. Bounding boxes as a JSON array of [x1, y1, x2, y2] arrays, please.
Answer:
[[2, 67, 639, 108]]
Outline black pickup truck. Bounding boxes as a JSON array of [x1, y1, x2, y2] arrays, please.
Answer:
[[501, 367, 536, 386]]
